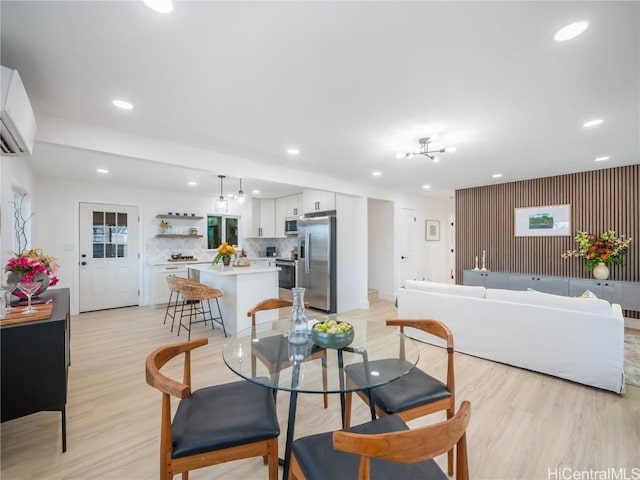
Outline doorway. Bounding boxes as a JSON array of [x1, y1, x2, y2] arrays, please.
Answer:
[[79, 202, 140, 312]]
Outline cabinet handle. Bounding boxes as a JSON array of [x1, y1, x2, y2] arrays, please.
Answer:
[[166, 267, 179, 270], [293, 208, 298, 215]]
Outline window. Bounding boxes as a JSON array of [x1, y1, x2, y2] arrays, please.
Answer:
[[92, 210, 129, 258], [207, 215, 239, 249]]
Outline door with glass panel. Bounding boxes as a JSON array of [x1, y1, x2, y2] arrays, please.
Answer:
[[79, 203, 139, 312]]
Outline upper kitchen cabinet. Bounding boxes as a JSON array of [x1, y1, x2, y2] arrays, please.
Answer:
[[286, 193, 302, 217], [303, 189, 335, 214], [275, 197, 287, 238], [250, 198, 276, 237]]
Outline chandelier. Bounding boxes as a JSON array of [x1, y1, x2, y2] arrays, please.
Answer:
[[399, 137, 456, 163]]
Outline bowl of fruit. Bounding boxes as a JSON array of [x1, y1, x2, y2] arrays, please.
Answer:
[[311, 320, 355, 349]]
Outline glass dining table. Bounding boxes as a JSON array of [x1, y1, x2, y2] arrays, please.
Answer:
[[222, 315, 420, 479]]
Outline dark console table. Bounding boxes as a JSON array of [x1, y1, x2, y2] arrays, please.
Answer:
[[1, 288, 70, 452]]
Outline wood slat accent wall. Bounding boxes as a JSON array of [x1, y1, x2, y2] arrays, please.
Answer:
[[455, 165, 639, 284]]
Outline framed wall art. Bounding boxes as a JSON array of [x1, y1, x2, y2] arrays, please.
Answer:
[[425, 219, 440, 241], [514, 204, 570, 237]]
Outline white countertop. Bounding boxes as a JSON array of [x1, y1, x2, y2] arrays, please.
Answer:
[[188, 264, 280, 276], [146, 260, 211, 267]]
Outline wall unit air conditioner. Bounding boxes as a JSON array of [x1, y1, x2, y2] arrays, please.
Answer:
[[1, 65, 36, 155]]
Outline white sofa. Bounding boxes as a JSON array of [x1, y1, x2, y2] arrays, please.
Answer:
[[397, 280, 625, 394]]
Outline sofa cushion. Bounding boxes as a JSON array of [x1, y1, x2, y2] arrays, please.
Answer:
[[485, 288, 611, 315], [404, 280, 486, 298]]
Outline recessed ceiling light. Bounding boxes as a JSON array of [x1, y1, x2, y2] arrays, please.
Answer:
[[595, 156, 610, 162], [188, 181, 197, 186], [143, 0, 174, 14], [112, 99, 134, 110], [422, 184, 431, 189], [554, 21, 588, 42], [492, 173, 503, 178], [97, 169, 109, 174], [253, 189, 261, 194], [287, 148, 300, 155], [372, 171, 382, 176], [583, 119, 603, 128]]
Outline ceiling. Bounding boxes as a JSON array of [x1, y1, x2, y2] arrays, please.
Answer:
[[1, 1, 638, 198]]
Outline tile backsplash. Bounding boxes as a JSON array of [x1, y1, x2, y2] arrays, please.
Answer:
[[241, 237, 298, 259], [145, 236, 298, 264]]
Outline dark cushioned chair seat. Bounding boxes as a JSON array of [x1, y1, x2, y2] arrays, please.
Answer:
[[172, 379, 280, 458], [291, 415, 448, 480], [253, 334, 324, 365], [344, 359, 451, 414]]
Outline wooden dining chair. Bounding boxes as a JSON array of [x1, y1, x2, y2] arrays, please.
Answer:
[[288, 400, 471, 480], [248, 298, 328, 408], [145, 337, 280, 480], [343, 318, 456, 475]]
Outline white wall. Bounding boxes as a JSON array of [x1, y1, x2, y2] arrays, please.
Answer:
[[336, 193, 368, 312], [1, 156, 36, 266], [367, 198, 394, 301], [419, 197, 455, 283]]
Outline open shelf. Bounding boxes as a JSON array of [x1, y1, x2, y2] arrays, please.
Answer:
[[155, 234, 204, 238], [156, 214, 204, 220]]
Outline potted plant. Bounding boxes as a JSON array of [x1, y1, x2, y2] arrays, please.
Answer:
[[5, 248, 60, 298]]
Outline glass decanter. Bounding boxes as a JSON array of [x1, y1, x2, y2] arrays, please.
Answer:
[[288, 287, 309, 345]]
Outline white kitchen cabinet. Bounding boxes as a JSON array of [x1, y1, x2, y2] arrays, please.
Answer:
[[275, 197, 287, 237], [250, 198, 276, 237], [286, 193, 302, 216], [147, 264, 188, 308], [303, 189, 335, 213]]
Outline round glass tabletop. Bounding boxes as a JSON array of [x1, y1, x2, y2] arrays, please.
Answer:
[[222, 316, 420, 395]]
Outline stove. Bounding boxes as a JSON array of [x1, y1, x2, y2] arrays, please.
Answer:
[[274, 258, 298, 300]]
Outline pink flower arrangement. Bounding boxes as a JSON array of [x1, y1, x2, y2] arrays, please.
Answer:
[[5, 248, 59, 285]]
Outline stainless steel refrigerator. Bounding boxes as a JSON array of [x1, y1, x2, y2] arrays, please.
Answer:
[[297, 215, 336, 313]]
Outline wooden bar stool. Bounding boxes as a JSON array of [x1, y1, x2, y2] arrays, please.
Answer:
[[177, 283, 226, 340]]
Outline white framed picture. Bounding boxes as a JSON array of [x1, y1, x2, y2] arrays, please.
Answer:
[[425, 219, 440, 241], [514, 204, 571, 237]]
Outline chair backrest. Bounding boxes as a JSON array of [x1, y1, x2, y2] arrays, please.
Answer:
[[145, 337, 208, 398], [179, 283, 223, 301], [166, 275, 200, 293], [247, 298, 294, 327], [386, 318, 455, 400], [333, 400, 471, 480]]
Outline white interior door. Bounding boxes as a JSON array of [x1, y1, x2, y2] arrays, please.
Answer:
[[79, 203, 139, 312], [398, 208, 416, 287]]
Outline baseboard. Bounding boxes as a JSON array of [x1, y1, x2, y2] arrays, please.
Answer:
[[625, 317, 640, 330]]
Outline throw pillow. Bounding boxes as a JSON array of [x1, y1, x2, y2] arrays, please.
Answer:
[[578, 290, 598, 299]]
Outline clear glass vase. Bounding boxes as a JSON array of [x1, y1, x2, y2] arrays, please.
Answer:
[[288, 287, 308, 344]]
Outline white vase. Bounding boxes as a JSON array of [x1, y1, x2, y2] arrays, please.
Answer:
[[592, 263, 610, 280]]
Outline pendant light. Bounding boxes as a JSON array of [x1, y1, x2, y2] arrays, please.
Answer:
[[237, 178, 245, 204], [215, 175, 228, 213]]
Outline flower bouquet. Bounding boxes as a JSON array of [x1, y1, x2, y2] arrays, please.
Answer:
[[562, 230, 632, 271], [5, 248, 59, 298], [212, 241, 237, 266]]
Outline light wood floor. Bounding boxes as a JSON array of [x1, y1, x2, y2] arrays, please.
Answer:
[[1, 300, 639, 480]]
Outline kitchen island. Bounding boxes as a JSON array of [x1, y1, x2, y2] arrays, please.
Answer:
[[187, 264, 280, 335]]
